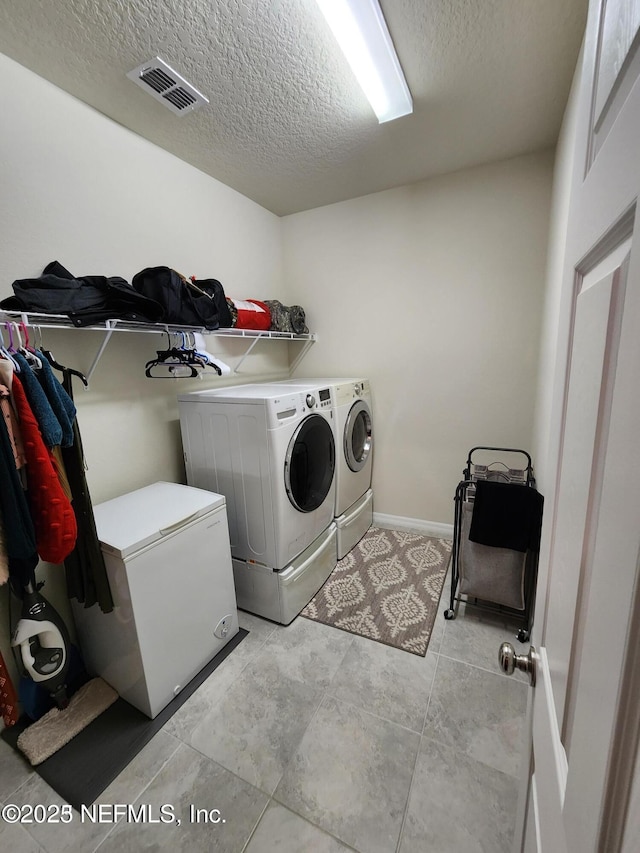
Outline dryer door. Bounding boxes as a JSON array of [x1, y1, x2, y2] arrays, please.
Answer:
[[344, 400, 373, 472], [285, 414, 335, 513]]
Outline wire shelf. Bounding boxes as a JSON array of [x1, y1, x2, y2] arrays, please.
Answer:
[[0, 311, 317, 382]]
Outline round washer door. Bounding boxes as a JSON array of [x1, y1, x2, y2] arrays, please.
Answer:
[[344, 400, 373, 472], [285, 414, 335, 513]]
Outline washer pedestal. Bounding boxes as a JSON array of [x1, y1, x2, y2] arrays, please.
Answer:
[[233, 524, 337, 624]]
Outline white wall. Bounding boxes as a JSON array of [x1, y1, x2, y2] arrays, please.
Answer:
[[0, 53, 288, 502], [0, 57, 285, 305], [0, 53, 286, 689], [531, 52, 584, 500], [283, 152, 554, 525]]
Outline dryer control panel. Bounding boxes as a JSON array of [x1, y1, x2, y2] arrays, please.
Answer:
[[335, 380, 370, 407]]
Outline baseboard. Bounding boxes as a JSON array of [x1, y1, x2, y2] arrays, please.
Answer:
[[373, 512, 454, 540]]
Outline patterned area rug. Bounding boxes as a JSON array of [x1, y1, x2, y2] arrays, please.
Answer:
[[301, 527, 452, 656]]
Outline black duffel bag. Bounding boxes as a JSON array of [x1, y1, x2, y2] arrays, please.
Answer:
[[131, 267, 232, 330]]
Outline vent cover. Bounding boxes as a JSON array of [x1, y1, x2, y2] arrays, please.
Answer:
[[126, 57, 208, 116]]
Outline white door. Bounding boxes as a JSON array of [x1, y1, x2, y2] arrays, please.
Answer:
[[512, 2, 640, 851]]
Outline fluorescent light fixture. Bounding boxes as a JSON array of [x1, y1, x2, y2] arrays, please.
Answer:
[[314, 0, 412, 123]]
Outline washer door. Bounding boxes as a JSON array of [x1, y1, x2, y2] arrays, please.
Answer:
[[285, 414, 335, 512], [344, 400, 373, 472]]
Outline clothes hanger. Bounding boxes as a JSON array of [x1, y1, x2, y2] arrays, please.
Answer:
[[40, 349, 89, 387], [2, 323, 21, 371], [144, 332, 199, 378], [144, 349, 203, 379], [38, 324, 88, 387], [0, 344, 18, 371], [144, 332, 221, 378], [16, 322, 42, 369]]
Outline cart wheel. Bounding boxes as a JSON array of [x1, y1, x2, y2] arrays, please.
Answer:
[[444, 609, 455, 620], [517, 629, 529, 643]]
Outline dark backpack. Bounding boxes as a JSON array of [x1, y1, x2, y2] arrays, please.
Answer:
[[131, 267, 232, 330]]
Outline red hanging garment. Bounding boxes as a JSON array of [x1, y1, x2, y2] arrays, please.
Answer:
[[0, 651, 19, 726], [11, 376, 77, 564]]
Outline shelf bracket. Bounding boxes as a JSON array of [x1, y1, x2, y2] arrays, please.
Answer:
[[288, 338, 316, 374], [233, 334, 263, 373], [86, 319, 120, 385]]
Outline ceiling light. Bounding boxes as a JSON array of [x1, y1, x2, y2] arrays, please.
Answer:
[[314, 0, 412, 123]]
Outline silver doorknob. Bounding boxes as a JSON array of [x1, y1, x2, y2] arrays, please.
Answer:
[[499, 642, 537, 687]]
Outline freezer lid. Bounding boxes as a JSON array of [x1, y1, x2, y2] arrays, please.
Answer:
[[93, 481, 225, 558]]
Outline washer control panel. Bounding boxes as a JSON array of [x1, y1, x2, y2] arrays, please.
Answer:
[[317, 387, 332, 409]]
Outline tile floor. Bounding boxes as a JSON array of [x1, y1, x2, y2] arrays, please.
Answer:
[[0, 571, 530, 853]]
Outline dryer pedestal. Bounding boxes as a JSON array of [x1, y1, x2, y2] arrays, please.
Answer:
[[336, 489, 373, 559], [233, 524, 337, 624]]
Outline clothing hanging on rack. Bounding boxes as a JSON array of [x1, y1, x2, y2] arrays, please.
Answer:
[[0, 326, 78, 589], [0, 327, 109, 611], [11, 351, 65, 447], [32, 351, 77, 447], [0, 378, 26, 473], [0, 516, 8, 586], [59, 367, 113, 613], [0, 379, 27, 586], [9, 343, 77, 450], [0, 398, 39, 591], [10, 374, 77, 565], [0, 650, 19, 727]]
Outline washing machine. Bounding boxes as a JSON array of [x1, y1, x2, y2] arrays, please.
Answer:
[[177, 383, 338, 624], [279, 378, 374, 558]]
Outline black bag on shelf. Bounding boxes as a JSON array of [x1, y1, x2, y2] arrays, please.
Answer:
[[131, 267, 232, 330], [192, 277, 233, 328]]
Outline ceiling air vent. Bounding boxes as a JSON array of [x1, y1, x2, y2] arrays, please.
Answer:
[[126, 57, 208, 116]]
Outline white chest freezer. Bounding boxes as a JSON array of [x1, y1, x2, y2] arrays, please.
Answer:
[[72, 481, 238, 719]]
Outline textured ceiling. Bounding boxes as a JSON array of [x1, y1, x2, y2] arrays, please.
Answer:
[[0, 0, 588, 215]]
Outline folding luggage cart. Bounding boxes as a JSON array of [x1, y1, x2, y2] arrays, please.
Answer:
[[444, 446, 542, 642]]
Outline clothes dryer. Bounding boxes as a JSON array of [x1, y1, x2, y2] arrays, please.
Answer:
[[279, 378, 373, 557], [178, 384, 338, 623]]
